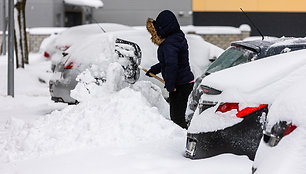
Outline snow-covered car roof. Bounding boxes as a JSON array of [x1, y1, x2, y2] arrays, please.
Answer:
[[231, 37, 306, 59], [54, 23, 134, 47], [200, 49, 306, 104]]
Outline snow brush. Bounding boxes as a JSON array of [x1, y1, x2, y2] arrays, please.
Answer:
[[139, 65, 176, 91]]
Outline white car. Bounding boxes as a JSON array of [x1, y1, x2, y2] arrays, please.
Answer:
[[252, 79, 306, 174], [40, 23, 134, 71], [49, 28, 223, 104]]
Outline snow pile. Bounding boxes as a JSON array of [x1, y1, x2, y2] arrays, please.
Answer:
[[0, 67, 181, 162], [253, 80, 306, 174], [64, 0, 103, 8], [239, 24, 251, 32]]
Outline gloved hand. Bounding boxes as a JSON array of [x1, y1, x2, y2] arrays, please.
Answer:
[[145, 69, 155, 77]]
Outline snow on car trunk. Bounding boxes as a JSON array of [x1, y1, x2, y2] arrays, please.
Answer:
[[64, 33, 117, 70], [253, 79, 306, 174]]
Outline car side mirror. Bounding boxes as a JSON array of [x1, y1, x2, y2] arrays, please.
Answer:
[[62, 52, 69, 57]]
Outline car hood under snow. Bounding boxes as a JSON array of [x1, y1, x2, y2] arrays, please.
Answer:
[[200, 49, 306, 104]]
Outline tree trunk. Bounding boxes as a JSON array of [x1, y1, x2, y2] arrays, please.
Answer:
[[14, 0, 28, 68], [21, 0, 28, 64]]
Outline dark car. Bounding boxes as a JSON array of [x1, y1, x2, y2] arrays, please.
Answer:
[[185, 37, 306, 160], [186, 37, 306, 123]]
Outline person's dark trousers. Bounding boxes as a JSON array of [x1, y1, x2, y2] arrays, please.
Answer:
[[169, 82, 194, 129]]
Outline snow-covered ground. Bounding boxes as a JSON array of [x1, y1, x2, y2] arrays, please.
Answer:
[[0, 53, 252, 173]]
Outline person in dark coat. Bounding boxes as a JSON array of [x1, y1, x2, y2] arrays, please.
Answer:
[[146, 10, 194, 129]]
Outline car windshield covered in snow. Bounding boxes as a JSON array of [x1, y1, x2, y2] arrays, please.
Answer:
[[206, 46, 256, 74]]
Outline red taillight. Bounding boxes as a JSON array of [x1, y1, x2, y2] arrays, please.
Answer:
[[284, 124, 297, 136], [202, 88, 210, 93], [236, 104, 268, 118], [64, 62, 74, 69], [216, 103, 268, 118], [63, 45, 70, 51], [200, 85, 222, 95], [56, 45, 70, 51], [44, 51, 50, 58], [216, 103, 239, 113]]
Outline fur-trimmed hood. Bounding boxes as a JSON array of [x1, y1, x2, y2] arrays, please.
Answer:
[[146, 18, 165, 45], [153, 10, 180, 38]]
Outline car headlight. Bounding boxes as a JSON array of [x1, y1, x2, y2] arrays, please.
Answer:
[[263, 121, 297, 147]]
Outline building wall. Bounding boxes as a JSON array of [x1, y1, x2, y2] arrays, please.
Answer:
[[192, 0, 306, 37], [53, 0, 65, 27], [0, 0, 192, 30], [93, 0, 192, 26], [193, 0, 306, 12], [193, 31, 250, 50], [25, 0, 55, 27]]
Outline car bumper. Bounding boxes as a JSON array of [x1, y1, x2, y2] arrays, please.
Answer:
[[49, 80, 78, 104], [185, 107, 268, 160]]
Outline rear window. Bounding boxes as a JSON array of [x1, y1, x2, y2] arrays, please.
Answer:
[[206, 46, 256, 74]]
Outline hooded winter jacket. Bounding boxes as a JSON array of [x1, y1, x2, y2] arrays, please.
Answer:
[[147, 10, 194, 92]]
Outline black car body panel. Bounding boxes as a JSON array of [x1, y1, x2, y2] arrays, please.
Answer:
[[186, 106, 268, 160]]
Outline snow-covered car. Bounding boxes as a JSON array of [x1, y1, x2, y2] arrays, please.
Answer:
[[185, 39, 306, 161], [40, 23, 134, 71], [49, 28, 223, 104], [49, 32, 141, 104], [252, 79, 306, 174], [186, 37, 306, 123]]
